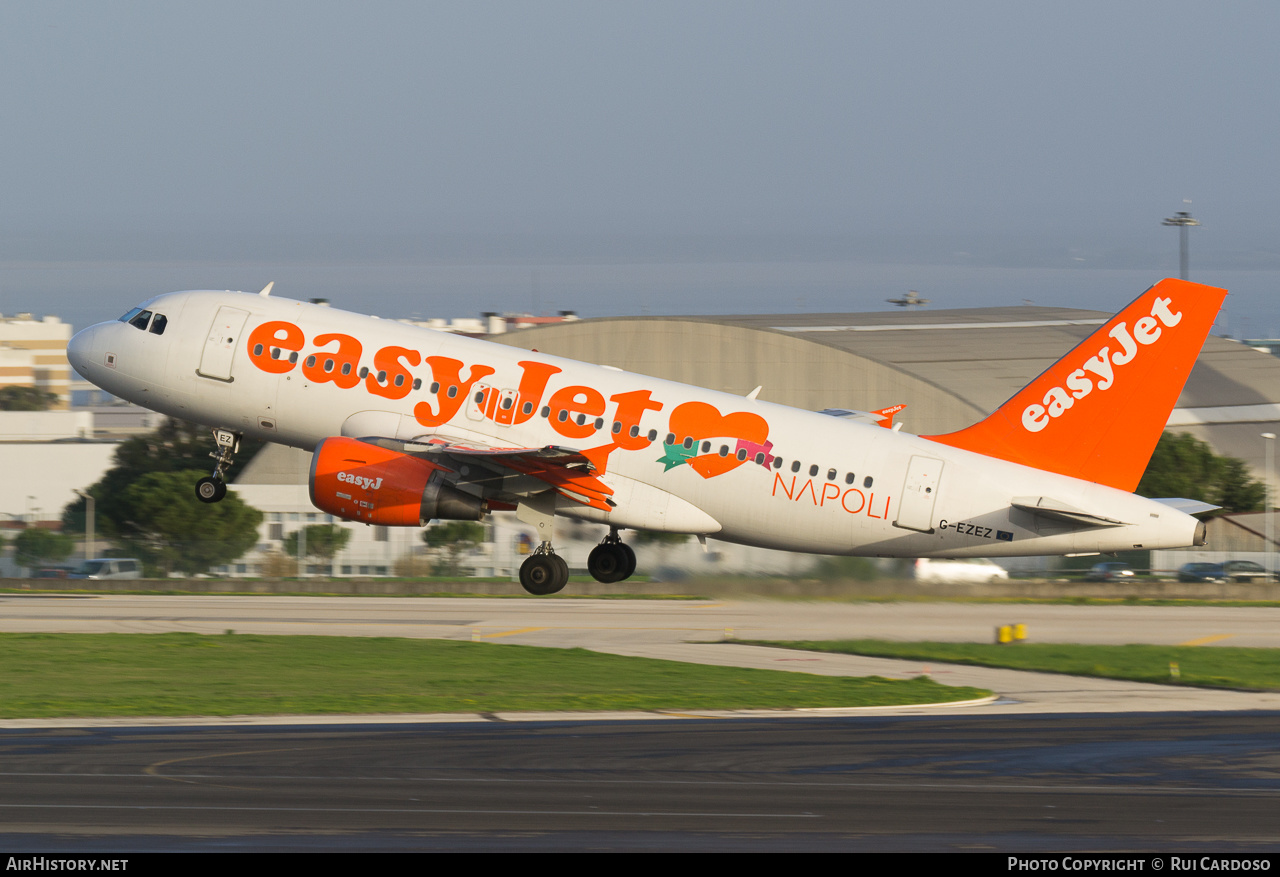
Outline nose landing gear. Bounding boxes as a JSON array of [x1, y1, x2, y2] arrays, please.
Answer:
[[194, 428, 241, 504], [587, 529, 636, 584]]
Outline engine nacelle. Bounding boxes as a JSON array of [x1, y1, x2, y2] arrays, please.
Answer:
[[309, 436, 483, 526]]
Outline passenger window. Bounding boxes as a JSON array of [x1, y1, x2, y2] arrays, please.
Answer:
[[523, 402, 534, 415], [666, 433, 675, 445], [845, 472, 856, 485], [306, 355, 317, 368], [430, 382, 440, 394], [593, 417, 603, 429], [791, 460, 801, 473], [501, 397, 513, 410], [738, 449, 748, 461], [827, 468, 836, 480], [474, 391, 484, 403], [718, 445, 729, 457], [149, 314, 167, 335], [683, 437, 693, 449], [754, 452, 764, 464], [863, 476, 874, 488], [541, 406, 550, 417], [647, 430, 657, 441], [612, 421, 622, 434], [254, 344, 265, 356], [411, 377, 420, 389], [809, 465, 819, 477], [701, 441, 711, 453], [325, 359, 336, 373], [394, 374, 405, 386], [359, 366, 369, 379], [773, 457, 783, 469], [447, 386, 457, 398]]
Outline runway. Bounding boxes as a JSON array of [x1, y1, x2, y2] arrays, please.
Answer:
[[3, 714, 1279, 852], [2, 595, 1278, 850]]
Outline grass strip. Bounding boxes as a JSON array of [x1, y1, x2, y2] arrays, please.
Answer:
[[759, 639, 1280, 691], [0, 633, 988, 718]]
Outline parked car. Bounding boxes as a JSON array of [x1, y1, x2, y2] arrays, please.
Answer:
[[1178, 561, 1273, 584], [913, 557, 1009, 584], [1085, 562, 1136, 582], [68, 558, 142, 580]]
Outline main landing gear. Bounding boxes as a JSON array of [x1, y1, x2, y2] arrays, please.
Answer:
[[519, 544, 569, 596], [516, 529, 637, 595], [587, 529, 636, 584], [195, 428, 241, 504]]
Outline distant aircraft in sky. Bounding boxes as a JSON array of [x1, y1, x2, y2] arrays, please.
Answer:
[[887, 289, 929, 307], [68, 278, 1224, 594]]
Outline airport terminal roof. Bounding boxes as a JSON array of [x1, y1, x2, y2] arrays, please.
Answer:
[[494, 304, 1280, 484]]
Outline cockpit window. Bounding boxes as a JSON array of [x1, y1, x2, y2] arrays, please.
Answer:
[[128, 310, 153, 331], [118, 307, 144, 324], [148, 314, 167, 335]]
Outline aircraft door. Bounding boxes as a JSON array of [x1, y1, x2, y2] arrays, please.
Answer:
[[197, 306, 250, 382], [492, 388, 520, 426], [465, 383, 492, 421], [895, 455, 943, 532]]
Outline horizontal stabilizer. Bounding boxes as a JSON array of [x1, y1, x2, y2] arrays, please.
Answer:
[[1012, 496, 1127, 528], [1150, 497, 1221, 516]]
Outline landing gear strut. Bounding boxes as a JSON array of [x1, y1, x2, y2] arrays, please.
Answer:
[[519, 544, 569, 595], [588, 529, 636, 584], [195, 428, 240, 504]]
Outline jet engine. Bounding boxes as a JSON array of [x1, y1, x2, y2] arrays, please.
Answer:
[[309, 436, 483, 526]]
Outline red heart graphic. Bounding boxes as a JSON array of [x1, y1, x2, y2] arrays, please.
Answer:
[[667, 401, 770, 479]]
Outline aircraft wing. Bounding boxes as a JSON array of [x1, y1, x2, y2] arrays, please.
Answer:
[[357, 435, 617, 512], [818, 404, 907, 429]]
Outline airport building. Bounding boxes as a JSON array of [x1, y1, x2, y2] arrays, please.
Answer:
[[0, 313, 73, 409]]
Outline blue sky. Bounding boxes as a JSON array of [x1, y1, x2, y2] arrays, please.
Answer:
[[2, 1, 1278, 335]]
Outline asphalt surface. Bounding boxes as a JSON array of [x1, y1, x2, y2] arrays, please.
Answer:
[[1, 594, 1278, 851]]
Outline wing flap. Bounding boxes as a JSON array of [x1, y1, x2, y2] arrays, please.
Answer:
[[361, 435, 616, 512]]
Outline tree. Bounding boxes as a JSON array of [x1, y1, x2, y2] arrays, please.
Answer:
[[61, 418, 265, 537], [13, 528, 75, 570], [117, 470, 262, 575], [1138, 432, 1266, 513], [0, 386, 57, 411], [421, 521, 485, 576], [284, 524, 352, 570]]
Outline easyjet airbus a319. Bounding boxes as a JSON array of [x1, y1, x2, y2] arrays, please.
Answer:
[[67, 278, 1224, 594]]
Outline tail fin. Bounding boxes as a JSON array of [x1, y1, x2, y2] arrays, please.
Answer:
[[924, 278, 1226, 492]]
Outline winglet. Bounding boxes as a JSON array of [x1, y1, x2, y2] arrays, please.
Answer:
[[872, 404, 907, 429], [925, 279, 1226, 492], [258, 282, 275, 297]]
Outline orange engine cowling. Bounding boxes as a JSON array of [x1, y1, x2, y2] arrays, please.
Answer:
[[309, 436, 483, 526]]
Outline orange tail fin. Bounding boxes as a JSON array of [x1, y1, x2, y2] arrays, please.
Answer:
[[924, 278, 1226, 492]]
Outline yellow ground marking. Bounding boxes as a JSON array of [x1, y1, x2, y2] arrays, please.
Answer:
[[1179, 634, 1236, 646], [481, 627, 548, 639]]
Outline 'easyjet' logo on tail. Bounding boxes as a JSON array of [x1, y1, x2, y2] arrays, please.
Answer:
[[1021, 296, 1183, 433]]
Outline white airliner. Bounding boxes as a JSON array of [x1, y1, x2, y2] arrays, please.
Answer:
[[67, 278, 1224, 594]]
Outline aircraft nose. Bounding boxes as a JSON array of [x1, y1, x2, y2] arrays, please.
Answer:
[[66, 324, 101, 379]]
